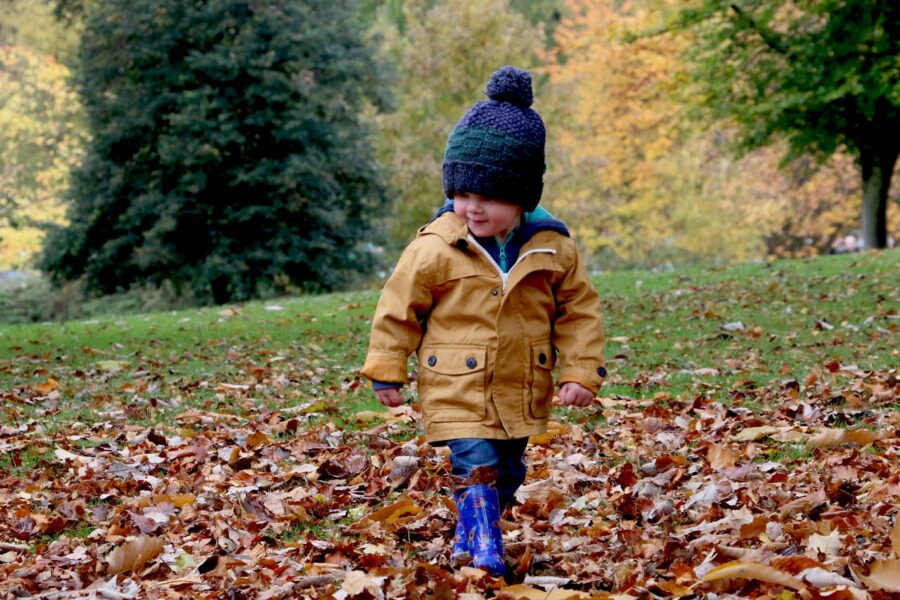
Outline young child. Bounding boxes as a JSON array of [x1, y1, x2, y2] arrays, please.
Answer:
[[360, 66, 606, 576]]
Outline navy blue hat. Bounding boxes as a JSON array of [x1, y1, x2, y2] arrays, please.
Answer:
[[442, 66, 546, 211]]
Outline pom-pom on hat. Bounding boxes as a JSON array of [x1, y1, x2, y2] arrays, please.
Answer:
[[442, 66, 546, 212]]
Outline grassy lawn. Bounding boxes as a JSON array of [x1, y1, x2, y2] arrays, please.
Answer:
[[2, 250, 895, 431]]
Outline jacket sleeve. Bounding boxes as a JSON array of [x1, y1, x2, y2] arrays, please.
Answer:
[[552, 242, 606, 394], [360, 239, 434, 384]]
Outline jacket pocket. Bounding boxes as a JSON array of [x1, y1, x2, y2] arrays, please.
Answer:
[[418, 345, 487, 422], [528, 341, 555, 419]]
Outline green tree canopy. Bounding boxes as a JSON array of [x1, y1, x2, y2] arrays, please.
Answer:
[[679, 0, 899, 249], [41, 0, 390, 303]]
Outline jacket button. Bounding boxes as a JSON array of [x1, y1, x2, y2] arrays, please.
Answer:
[[597, 366, 607, 377], [466, 357, 477, 369], [538, 353, 547, 365], [491, 289, 499, 296], [427, 356, 437, 367]]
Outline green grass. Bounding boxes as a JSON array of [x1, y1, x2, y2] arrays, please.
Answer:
[[753, 442, 815, 469], [596, 251, 897, 407], [0, 250, 897, 436], [0, 444, 55, 476]]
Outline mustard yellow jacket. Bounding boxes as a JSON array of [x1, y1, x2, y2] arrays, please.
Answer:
[[360, 212, 606, 443]]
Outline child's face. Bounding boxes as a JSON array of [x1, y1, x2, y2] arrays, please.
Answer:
[[453, 192, 523, 241]]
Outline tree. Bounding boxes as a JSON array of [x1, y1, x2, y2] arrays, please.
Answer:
[[544, 0, 782, 267], [370, 0, 544, 251], [0, 0, 84, 269], [678, 0, 899, 249], [41, 0, 390, 303]]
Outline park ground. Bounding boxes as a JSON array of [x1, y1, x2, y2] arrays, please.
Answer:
[[0, 251, 897, 598]]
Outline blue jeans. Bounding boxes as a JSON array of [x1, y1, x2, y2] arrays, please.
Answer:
[[447, 438, 528, 510]]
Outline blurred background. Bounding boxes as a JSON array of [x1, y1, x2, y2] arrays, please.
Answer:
[[1, 0, 897, 320]]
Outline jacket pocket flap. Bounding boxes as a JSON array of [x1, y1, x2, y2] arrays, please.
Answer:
[[420, 345, 486, 376], [532, 342, 555, 370]]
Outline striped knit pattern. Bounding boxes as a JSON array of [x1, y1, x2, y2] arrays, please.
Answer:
[[442, 66, 546, 211]]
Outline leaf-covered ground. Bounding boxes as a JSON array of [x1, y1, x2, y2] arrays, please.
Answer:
[[0, 251, 898, 599]]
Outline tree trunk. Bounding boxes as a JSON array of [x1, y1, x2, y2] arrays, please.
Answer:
[[859, 145, 898, 250]]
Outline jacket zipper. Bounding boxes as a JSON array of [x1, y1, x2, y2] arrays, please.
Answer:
[[467, 234, 557, 293]]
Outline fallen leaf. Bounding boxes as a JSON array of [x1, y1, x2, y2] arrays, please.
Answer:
[[707, 444, 738, 469], [130, 512, 162, 535], [106, 536, 165, 574], [698, 560, 805, 590], [498, 584, 590, 599], [340, 570, 386, 597], [806, 428, 846, 449], [730, 426, 780, 442], [523, 576, 572, 590], [843, 428, 885, 446], [96, 360, 129, 372], [859, 559, 900, 592], [246, 431, 270, 449], [35, 378, 60, 395], [54, 448, 86, 463], [808, 530, 842, 556], [173, 551, 197, 574], [358, 497, 422, 526], [798, 567, 858, 589], [684, 482, 719, 509]]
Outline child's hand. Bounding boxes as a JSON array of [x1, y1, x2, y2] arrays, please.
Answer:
[[375, 387, 404, 407], [558, 382, 595, 408]]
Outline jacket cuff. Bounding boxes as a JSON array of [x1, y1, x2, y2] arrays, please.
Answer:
[[559, 365, 607, 394], [360, 351, 409, 384]]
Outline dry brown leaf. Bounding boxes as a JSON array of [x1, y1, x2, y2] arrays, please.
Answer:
[[730, 426, 780, 442], [698, 560, 805, 591], [136, 493, 193, 508], [34, 378, 60, 395], [771, 556, 827, 574], [529, 421, 569, 445], [805, 428, 846, 449], [843, 428, 885, 446], [246, 431, 270, 448], [358, 497, 422, 525], [341, 570, 385, 597], [707, 444, 738, 469], [497, 584, 590, 599], [130, 512, 162, 535], [106, 535, 165, 575], [860, 559, 900, 592], [654, 580, 693, 597]]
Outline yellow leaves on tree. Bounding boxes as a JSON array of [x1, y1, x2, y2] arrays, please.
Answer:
[[0, 0, 86, 269], [542, 0, 868, 267], [370, 0, 544, 251]]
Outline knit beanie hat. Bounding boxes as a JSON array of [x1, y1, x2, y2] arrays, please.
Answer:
[[442, 66, 546, 212]]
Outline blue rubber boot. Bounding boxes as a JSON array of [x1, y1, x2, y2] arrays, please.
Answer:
[[450, 489, 473, 565], [458, 484, 505, 576]]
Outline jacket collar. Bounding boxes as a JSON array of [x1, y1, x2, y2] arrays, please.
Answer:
[[427, 199, 570, 242], [417, 211, 470, 247]]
